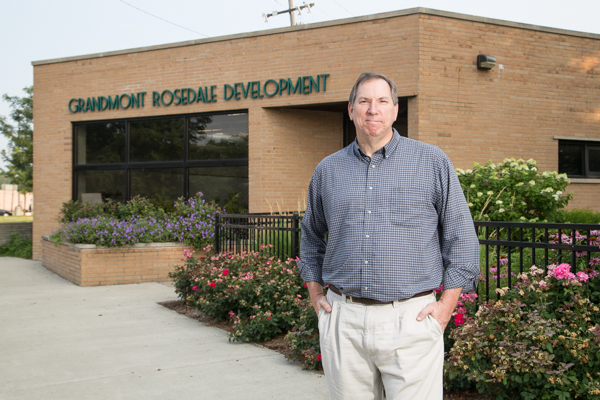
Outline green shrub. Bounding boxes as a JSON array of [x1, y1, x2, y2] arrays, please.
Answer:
[[445, 264, 600, 399], [285, 299, 322, 370], [457, 158, 572, 222], [0, 232, 32, 259], [169, 245, 307, 343], [555, 209, 600, 224], [58, 199, 119, 223]]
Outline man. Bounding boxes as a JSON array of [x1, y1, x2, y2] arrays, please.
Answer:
[[298, 72, 480, 400]]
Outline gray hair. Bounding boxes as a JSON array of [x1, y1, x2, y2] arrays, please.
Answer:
[[349, 72, 398, 106]]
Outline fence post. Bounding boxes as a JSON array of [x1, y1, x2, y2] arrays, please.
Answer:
[[215, 212, 221, 254], [291, 212, 300, 259]]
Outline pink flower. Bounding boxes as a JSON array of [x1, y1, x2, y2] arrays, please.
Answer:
[[317, 354, 322, 362], [539, 280, 547, 288], [210, 282, 216, 288], [433, 285, 444, 294], [576, 271, 590, 282], [303, 283, 307, 288], [499, 255, 508, 266], [553, 263, 576, 281], [454, 313, 465, 325], [589, 257, 600, 267], [192, 286, 198, 290], [223, 269, 229, 276]]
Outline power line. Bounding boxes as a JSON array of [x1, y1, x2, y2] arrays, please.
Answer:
[[118, 0, 209, 38], [329, 0, 354, 17]]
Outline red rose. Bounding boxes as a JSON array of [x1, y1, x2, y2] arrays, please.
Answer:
[[317, 354, 322, 361], [267, 317, 271, 320], [303, 283, 307, 288], [223, 269, 229, 276], [454, 313, 465, 325], [210, 282, 216, 288]]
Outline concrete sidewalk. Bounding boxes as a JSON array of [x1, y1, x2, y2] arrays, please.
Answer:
[[0, 258, 328, 400]]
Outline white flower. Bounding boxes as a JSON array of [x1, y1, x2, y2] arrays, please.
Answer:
[[527, 159, 536, 165], [468, 202, 474, 207], [515, 182, 524, 187], [529, 180, 536, 186], [496, 200, 503, 205], [510, 162, 517, 168], [470, 184, 476, 189], [542, 172, 550, 177], [490, 164, 496, 169], [456, 168, 465, 175], [477, 192, 483, 197], [521, 201, 527, 206], [487, 191, 493, 195], [556, 191, 562, 195], [523, 166, 530, 171], [520, 216, 527, 221], [465, 169, 472, 174], [552, 195, 559, 201], [542, 187, 554, 193], [498, 208, 505, 213], [531, 167, 537, 172]]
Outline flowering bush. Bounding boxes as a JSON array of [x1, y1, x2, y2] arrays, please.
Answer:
[[169, 245, 308, 343], [445, 263, 600, 399], [53, 193, 216, 248], [456, 158, 572, 222], [285, 299, 322, 370]]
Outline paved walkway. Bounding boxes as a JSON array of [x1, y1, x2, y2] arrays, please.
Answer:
[[0, 258, 328, 400]]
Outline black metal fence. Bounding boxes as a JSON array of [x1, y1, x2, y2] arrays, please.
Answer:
[[215, 212, 301, 260], [214, 213, 600, 301], [475, 221, 599, 301]]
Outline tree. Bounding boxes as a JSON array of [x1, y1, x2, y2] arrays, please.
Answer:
[[0, 86, 33, 193]]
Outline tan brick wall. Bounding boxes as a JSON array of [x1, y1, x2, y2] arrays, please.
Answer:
[[32, 12, 600, 259], [41, 238, 195, 286], [249, 108, 343, 212], [414, 14, 599, 204]]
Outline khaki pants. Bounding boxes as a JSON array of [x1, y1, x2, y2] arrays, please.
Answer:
[[318, 290, 444, 400]]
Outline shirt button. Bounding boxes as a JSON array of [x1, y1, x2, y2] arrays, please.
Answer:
[[367, 210, 371, 214], [364, 287, 368, 290], [364, 261, 368, 264], [371, 165, 375, 168], [368, 186, 372, 190], [365, 234, 370, 238]]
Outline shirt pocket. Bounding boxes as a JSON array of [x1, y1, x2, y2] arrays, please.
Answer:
[[387, 186, 434, 226]]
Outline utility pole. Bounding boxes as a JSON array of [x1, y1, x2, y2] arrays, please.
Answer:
[[289, 0, 295, 26], [263, 2, 314, 26]]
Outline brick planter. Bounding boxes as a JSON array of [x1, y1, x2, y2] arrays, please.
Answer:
[[41, 236, 199, 286]]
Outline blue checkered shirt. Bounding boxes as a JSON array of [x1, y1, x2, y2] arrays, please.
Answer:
[[298, 130, 480, 302]]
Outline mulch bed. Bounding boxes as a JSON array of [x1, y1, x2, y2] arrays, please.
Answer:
[[158, 299, 489, 399]]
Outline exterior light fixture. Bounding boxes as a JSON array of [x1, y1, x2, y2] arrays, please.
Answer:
[[477, 54, 496, 70]]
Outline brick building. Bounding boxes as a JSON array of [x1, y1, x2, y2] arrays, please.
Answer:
[[32, 8, 600, 260]]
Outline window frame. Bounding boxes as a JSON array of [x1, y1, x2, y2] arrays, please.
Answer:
[[558, 139, 600, 179], [72, 110, 249, 202]]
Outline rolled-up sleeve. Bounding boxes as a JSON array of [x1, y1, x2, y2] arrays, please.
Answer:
[[435, 153, 480, 293], [297, 167, 328, 285]]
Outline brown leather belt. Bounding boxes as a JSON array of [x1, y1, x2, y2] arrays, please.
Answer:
[[328, 284, 433, 306]]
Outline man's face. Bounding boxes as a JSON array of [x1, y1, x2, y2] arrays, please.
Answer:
[[348, 78, 398, 142]]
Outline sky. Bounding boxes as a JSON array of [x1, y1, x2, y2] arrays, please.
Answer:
[[1, 0, 599, 169]]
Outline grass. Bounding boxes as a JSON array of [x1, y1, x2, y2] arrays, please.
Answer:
[[0, 215, 33, 223]]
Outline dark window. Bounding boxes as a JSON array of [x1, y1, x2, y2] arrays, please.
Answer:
[[559, 141, 600, 178], [73, 112, 248, 208], [76, 122, 126, 164], [76, 170, 126, 203], [130, 118, 184, 162], [188, 114, 248, 160], [130, 168, 184, 209], [189, 166, 249, 210]]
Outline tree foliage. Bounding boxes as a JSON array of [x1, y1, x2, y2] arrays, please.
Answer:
[[0, 86, 33, 193]]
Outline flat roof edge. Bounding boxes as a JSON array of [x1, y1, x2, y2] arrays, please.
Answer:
[[32, 7, 600, 66]]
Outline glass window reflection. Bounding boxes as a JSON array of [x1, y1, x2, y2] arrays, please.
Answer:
[[188, 113, 248, 160], [76, 122, 126, 164]]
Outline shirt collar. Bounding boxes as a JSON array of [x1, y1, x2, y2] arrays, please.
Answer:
[[351, 128, 402, 160]]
